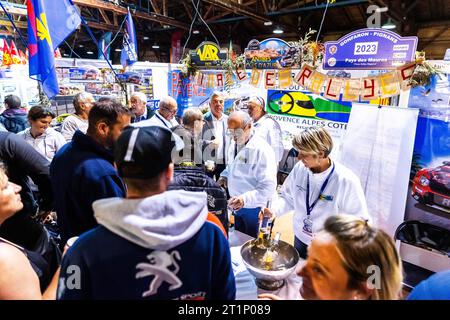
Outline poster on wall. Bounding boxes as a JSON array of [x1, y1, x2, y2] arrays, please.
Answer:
[[265, 89, 352, 155], [338, 104, 419, 238], [406, 70, 450, 231], [245, 38, 300, 69]]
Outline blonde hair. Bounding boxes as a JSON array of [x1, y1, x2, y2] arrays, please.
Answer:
[[292, 127, 333, 157], [323, 215, 403, 300]]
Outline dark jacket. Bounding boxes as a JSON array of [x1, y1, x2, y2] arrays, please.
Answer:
[[0, 108, 30, 133], [0, 132, 53, 249], [50, 130, 126, 244], [169, 165, 228, 233], [131, 105, 155, 123]]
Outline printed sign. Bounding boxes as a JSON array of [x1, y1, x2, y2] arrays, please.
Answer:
[[244, 38, 300, 69], [190, 41, 227, 68], [323, 29, 418, 70]]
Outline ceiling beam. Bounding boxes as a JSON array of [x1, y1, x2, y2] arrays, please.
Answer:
[[72, 0, 189, 30], [182, 0, 193, 20], [202, 0, 269, 23], [148, 0, 161, 15], [0, 18, 27, 28], [419, 26, 448, 50], [99, 9, 111, 25]]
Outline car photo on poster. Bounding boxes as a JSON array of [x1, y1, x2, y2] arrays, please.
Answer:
[[412, 161, 450, 211]]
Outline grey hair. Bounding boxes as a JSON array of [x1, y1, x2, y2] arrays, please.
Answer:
[[131, 92, 147, 103], [159, 96, 177, 110], [231, 110, 252, 127], [73, 92, 94, 113], [248, 96, 265, 108], [210, 91, 225, 101], [182, 107, 203, 127]]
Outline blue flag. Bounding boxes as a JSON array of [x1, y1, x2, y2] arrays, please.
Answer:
[[99, 31, 112, 60], [27, 0, 81, 98], [120, 8, 138, 68]]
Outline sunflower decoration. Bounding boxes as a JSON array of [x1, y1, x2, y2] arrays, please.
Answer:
[[180, 54, 199, 79], [410, 51, 440, 88]]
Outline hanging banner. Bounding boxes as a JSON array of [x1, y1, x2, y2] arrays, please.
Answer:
[[323, 28, 418, 70], [190, 41, 228, 68], [245, 38, 300, 69]]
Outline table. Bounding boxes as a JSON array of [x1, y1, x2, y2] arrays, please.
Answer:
[[229, 230, 304, 300]]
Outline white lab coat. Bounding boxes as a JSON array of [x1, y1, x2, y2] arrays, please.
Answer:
[[60, 115, 88, 142], [253, 115, 284, 163], [272, 160, 370, 245], [221, 135, 277, 208], [134, 111, 178, 129]]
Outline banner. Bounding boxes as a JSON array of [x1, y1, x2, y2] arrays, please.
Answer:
[[323, 28, 418, 70], [245, 38, 300, 69]]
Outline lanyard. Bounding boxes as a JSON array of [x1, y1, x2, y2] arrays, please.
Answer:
[[306, 162, 335, 217], [155, 113, 169, 128]]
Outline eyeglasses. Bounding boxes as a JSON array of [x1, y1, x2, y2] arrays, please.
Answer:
[[161, 107, 177, 115], [226, 128, 245, 137]]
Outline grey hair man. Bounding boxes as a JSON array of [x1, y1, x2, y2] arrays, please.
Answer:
[[130, 92, 154, 123], [60, 91, 95, 142], [201, 91, 229, 180], [218, 110, 277, 238], [134, 96, 179, 129], [246, 96, 284, 163]]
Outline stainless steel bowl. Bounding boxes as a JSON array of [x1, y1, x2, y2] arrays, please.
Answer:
[[240, 239, 300, 290]]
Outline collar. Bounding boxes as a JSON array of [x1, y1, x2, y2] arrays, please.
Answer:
[[141, 106, 148, 119], [72, 130, 114, 163], [155, 111, 171, 127], [211, 113, 224, 121], [253, 114, 267, 127]]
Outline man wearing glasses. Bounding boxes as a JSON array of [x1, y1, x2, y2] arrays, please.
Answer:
[[218, 111, 277, 237], [135, 96, 179, 129]]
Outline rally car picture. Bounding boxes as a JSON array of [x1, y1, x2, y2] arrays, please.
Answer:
[[411, 161, 450, 210]]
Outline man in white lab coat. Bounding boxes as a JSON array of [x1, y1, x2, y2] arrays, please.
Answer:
[[218, 111, 277, 237], [246, 96, 284, 163]]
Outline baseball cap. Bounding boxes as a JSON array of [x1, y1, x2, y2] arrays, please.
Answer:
[[114, 125, 184, 179]]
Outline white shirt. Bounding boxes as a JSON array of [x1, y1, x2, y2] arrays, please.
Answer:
[[253, 114, 284, 163], [134, 110, 178, 129], [212, 113, 227, 162], [60, 115, 88, 142], [221, 135, 277, 208], [17, 127, 67, 161], [272, 160, 370, 245]]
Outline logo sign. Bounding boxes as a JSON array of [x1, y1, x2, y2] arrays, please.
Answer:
[[244, 38, 301, 69], [444, 48, 450, 61], [323, 28, 418, 70], [190, 41, 227, 68]]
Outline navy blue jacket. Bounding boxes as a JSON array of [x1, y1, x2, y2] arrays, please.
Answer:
[[50, 131, 126, 244], [57, 223, 236, 300]]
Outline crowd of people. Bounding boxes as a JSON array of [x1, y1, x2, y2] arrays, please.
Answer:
[[0, 92, 447, 300]]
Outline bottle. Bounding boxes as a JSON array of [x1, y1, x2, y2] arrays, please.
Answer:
[[256, 201, 272, 249]]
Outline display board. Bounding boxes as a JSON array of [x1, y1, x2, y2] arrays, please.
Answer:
[[338, 103, 419, 238]]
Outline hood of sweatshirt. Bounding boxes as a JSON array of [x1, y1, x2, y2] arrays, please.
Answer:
[[93, 189, 209, 250]]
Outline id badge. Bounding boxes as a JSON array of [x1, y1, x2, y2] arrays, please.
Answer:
[[303, 217, 313, 235]]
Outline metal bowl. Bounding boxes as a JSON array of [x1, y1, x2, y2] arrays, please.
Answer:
[[240, 239, 300, 290]]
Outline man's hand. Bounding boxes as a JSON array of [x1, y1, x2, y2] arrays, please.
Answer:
[[217, 176, 227, 189], [228, 196, 244, 211]]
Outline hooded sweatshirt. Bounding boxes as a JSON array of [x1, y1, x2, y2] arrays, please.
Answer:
[[57, 190, 235, 300], [0, 108, 29, 133]]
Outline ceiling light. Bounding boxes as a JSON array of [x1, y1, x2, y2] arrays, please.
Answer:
[[193, 30, 200, 34], [273, 26, 283, 34], [152, 43, 160, 49], [78, 44, 84, 48], [264, 21, 273, 26], [382, 18, 396, 30], [115, 48, 122, 52], [86, 51, 94, 54], [143, 36, 149, 40]]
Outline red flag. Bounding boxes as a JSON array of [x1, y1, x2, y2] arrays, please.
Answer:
[[9, 40, 21, 65], [19, 49, 28, 64], [2, 40, 12, 66]]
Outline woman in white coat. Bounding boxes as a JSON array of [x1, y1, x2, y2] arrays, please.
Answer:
[[265, 127, 370, 259]]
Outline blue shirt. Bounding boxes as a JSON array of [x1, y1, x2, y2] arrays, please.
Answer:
[[407, 270, 450, 300], [50, 130, 126, 243], [57, 223, 236, 300]]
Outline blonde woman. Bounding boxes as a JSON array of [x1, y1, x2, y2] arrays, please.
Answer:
[[260, 215, 403, 300], [265, 127, 369, 258]]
